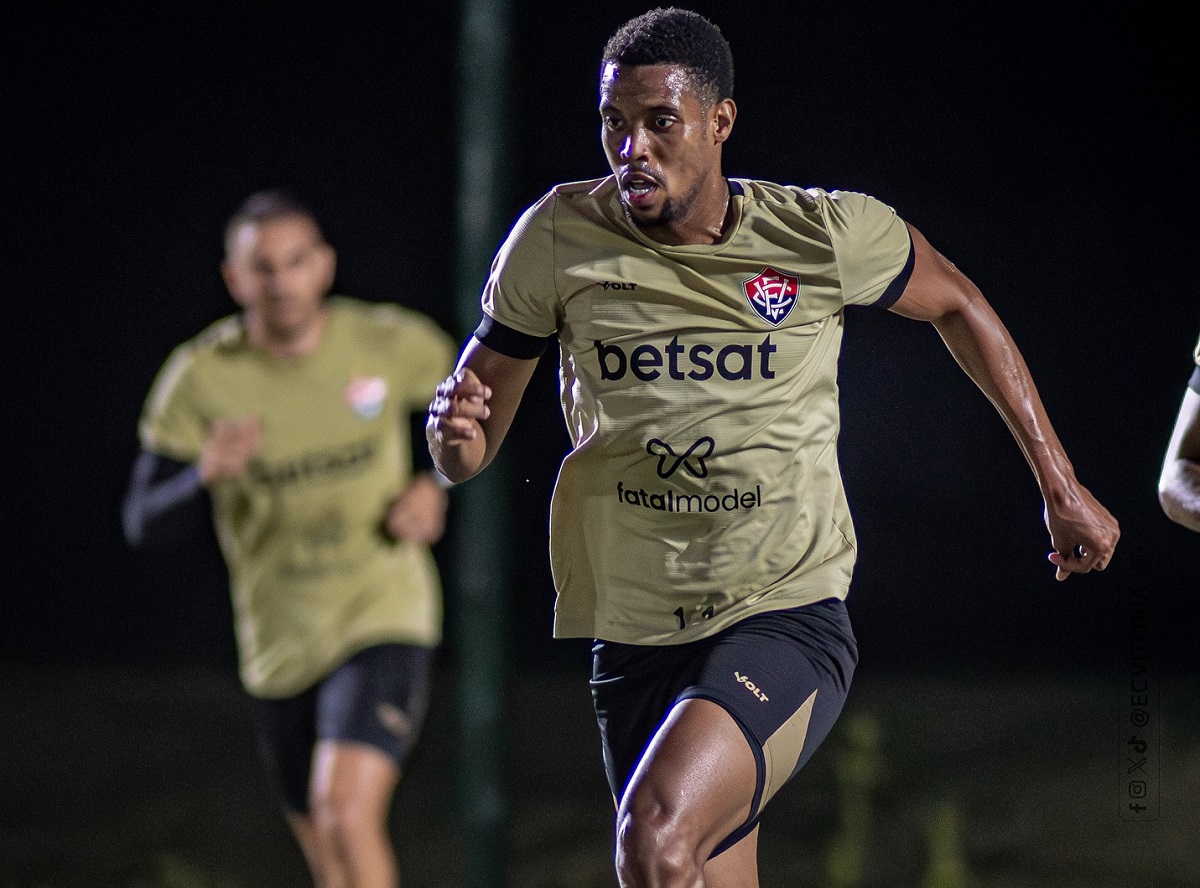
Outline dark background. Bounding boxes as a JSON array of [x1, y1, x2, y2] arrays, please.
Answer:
[[4, 1, 1196, 681]]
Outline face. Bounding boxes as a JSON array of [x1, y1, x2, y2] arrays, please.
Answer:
[[599, 62, 735, 240], [221, 214, 335, 345]]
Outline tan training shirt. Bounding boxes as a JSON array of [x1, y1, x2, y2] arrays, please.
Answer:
[[481, 177, 913, 644]]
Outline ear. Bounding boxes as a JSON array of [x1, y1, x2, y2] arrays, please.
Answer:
[[318, 243, 337, 292], [712, 98, 737, 144], [220, 259, 249, 308]]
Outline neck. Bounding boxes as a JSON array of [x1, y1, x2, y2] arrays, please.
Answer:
[[246, 308, 328, 359], [643, 175, 731, 247]]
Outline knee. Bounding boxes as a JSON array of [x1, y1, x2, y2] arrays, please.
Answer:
[[311, 791, 379, 852], [615, 796, 703, 887]]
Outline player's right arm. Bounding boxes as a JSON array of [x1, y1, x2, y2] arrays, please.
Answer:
[[1158, 386, 1200, 532], [426, 338, 540, 483], [429, 191, 558, 482], [122, 451, 206, 547]]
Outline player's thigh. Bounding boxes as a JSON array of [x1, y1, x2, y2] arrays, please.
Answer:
[[310, 739, 401, 818], [593, 598, 855, 854], [591, 636, 707, 805], [246, 685, 320, 814], [621, 695, 758, 847], [685, 598, 857, 853]]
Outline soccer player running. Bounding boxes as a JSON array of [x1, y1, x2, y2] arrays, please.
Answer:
[[1159, 333, 1200, 531], [427, 8, 1119, 887], [125, 190, 456, 887]]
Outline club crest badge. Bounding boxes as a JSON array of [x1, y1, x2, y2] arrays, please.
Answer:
[[345, 376, 388, 420], [742, 266, 799, 326]]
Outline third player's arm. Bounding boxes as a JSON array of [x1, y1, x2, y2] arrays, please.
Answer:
[[426, 338, 540, 484], [887, 222, 1119, 579], [1158, 387, 1200, 532]]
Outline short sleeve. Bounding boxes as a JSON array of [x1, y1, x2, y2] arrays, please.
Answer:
[[391, 311, 458, 410], [480, 192, 560, 338], [821, 190, 913, 308], [138, 346, 208, 463]]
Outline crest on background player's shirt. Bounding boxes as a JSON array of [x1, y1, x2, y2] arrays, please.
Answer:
[[742, 267, 799, 326], [345, 376, 387, 419]]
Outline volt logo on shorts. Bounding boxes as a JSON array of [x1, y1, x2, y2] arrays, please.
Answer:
[[595, 335, 777, 381], [735, 671, 770, 702]]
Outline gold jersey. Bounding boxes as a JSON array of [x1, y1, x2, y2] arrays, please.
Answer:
[[139, 298, 456, 697], [481, 177, 912, 644]]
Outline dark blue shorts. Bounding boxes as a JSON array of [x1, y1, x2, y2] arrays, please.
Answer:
[[590, 598, 857, 855], [247, 643, 434, 813]]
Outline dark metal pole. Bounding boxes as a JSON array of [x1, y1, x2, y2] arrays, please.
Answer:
[[454, 1, 511, 885]]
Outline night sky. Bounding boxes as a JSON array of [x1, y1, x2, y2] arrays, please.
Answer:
[[6, 2, 1196, 677]]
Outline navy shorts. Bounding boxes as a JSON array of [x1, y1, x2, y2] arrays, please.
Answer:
[[247, 643, 434, 813], [590, 598, 857, 855]]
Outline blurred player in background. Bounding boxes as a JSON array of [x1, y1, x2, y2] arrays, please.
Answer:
[[1159, 332, 1200, 531], [427, 8, 1119, 887], [124, 189, 456, 888]]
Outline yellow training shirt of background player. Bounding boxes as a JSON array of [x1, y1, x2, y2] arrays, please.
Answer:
[[139, 298, 455, 697]]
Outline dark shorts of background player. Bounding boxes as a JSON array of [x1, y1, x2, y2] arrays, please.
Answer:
[[590, 597, 857, 857], [246, 642, 435, 813]]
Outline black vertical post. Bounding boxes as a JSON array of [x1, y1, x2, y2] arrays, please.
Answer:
[[454, 1, 511, 886]]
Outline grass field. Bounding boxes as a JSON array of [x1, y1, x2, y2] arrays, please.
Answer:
[[2, 663, 1197, 888]]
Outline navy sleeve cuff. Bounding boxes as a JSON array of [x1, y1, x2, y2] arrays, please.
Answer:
[[122, 451, 206, 548], [474, 314, 555, 359], [873, 232, 915, 310]]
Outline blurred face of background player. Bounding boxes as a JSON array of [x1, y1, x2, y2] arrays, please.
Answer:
[[599, 62, 735, 245], [221, 214, 336, 353]]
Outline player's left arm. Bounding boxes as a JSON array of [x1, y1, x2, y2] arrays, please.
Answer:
[[888, 222, 1119, 580], [385, 316, 459, 544], [1158, 387, 1200, 532]]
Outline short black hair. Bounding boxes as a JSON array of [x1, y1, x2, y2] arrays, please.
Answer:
[[601, 7, 734, 106], [224, 188, 324, 256]]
